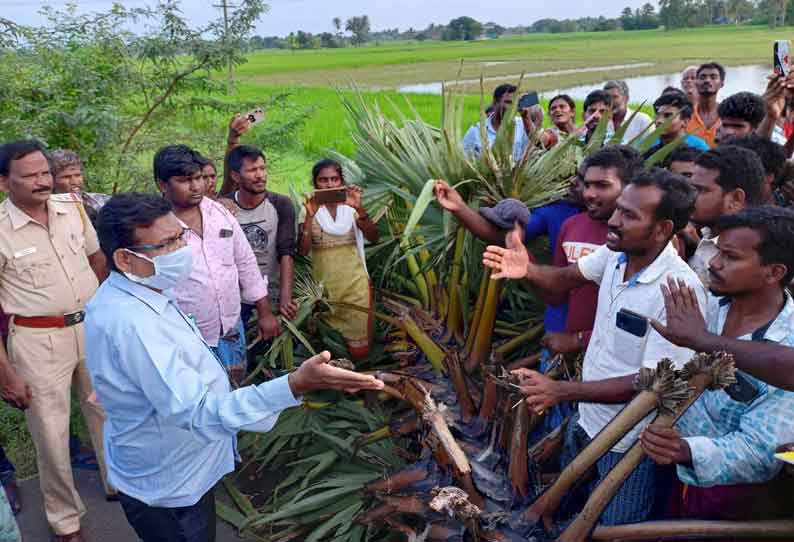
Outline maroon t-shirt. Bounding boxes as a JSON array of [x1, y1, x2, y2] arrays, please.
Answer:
[[552, 213, 608, 346]]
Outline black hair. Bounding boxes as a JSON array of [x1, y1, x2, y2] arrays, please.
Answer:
[[581, 145, 644, 186], [493, 84, 517, 103], [312, 158, 345, 188], [717, 205, 794, 285], [662, 146, 703, 169], [694, 145, 765, 205], [194, 154, 216, 172], [697, 62, 726, 81], [548, 94, 575, 112], [153, 144, 201, 184], [0, 139, 48, 176], [583, 90, 613, 112], [96, 193, 173, 272], [653, 91, 693, 120], [721, 134, 787, 183], [227, 145, 266, 174], [661, 86, 683, 95], [717, 92, 765, 128], [630, 168, 697, 233]]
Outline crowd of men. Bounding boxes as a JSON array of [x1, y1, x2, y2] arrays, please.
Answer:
[[453, 61, 794, 527], [0, 115, 382, 542], [3, 59, 794, 542]]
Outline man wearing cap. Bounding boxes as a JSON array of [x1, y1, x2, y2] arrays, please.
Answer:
[[0, 139, 110, 542], [434, 178, 583, 338]]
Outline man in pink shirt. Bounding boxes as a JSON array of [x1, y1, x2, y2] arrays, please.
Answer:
[[154, 145, 280, 384]]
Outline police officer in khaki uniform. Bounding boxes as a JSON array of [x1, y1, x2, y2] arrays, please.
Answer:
[[0, 140, 109, 542]]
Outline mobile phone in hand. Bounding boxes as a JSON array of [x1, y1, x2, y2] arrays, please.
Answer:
[[518, 91, 540, 110], [314, 188, 347, 205], [775, 40, 790, 77], [246, 107, 265, 125]]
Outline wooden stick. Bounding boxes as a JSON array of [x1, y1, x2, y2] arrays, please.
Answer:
[[525, 359, 688, 530], [557, 352, 736, 542], [590, 520, 794, 541]]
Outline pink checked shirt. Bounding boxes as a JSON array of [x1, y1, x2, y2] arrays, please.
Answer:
[[172, 197, 268, 347]]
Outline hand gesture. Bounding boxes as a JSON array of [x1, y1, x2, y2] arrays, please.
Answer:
[[650, 276, 707, 350], [345, 184, 364, 211], [764, 75, 787, 119], [218, 198, 240, 217], [482, 223, 530, 280], [279, 298, 299, 321], [288, 351, 385, 395], [641, 424, 692, 466], [434, 180, 465, 213], [304, 193, 319, 218], [510, 368, 562, 414], [229, 113, 252, 141], [542, 332, 581, 355], [257, 312, 281, 341], [1, 370, 32, 410]]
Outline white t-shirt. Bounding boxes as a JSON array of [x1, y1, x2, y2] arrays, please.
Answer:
[[609, 108, 654, 143], [577, 242, 708, 452]]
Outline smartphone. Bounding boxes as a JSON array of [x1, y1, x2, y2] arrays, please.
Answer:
[[616, 308, 649, 338], [245, 107, 265, 125], [775, 40, 790, 77], [725, 372, 761, 404], [314, 188, 346, 205], [518, 91, 540, 110]]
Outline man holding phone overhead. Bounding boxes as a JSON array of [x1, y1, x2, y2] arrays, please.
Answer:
[[484, 168, 706, 526]]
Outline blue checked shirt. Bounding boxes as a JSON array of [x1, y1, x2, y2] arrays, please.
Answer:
[[85, 272, 301, 507], [676, 292, 794, 487]]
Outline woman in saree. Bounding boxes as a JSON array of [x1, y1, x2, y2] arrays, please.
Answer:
[[298, 159, 379, 359]]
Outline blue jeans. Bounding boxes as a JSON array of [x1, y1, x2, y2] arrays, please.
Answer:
[[210, 319, 246, 386], [119, 488, 215, 542], [559, 414, 657, 526]]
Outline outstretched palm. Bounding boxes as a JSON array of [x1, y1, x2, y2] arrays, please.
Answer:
[[482, 224, 529, 280]]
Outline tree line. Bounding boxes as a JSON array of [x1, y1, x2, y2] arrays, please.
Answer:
[[249, 1, 793, 51]]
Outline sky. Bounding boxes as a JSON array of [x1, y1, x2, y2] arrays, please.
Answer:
[[3, 0, 654, 36]]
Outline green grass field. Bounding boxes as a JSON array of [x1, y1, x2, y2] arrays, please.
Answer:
[[230, 24, 792, 192]]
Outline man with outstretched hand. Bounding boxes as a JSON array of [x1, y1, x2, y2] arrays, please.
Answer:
[[483, 168, 706, 525], [86, 193, 383, 542]]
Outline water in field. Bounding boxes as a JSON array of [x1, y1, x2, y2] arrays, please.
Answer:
[[549, 64, 770, 104], [398, 64, 770, 104]]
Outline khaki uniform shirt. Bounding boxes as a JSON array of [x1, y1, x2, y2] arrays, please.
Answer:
[[0, 195, 100, 317]]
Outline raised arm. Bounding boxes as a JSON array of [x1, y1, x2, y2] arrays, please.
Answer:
[[434, 180, 504, 245], [651, 276, 794, 391]]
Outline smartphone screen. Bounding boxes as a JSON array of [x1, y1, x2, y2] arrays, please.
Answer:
[[314, 188, 346, 205], [775, 40, 789, 77], [518, 91, 540, 110]]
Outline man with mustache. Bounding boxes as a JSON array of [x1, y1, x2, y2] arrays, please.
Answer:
[[484, 168, 706, 525], [155, 145, 280, 386], [541, 146, 642, 357], [687, 62, 726, 148], [642, 206, 794, 521], [0, 140, 109, 541], [687, 145, 765, 286], [604, 80, 653, 143], [462, 84, 530, 163], [578, 90, 614, 143], [715, 92, 765, 144]]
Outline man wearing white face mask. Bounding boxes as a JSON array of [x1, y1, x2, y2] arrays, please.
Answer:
[[85, 192, 384, 542]]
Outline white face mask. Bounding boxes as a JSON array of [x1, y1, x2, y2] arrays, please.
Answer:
[[124, 245, 193, 291]]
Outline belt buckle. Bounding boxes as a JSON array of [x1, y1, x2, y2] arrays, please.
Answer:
[[64, 311, 85, 327]]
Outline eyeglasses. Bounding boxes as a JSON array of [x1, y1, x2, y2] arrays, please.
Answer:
[[127, 227, 190, 252]]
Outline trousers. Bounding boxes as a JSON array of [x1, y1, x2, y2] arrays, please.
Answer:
[[119, 488, 216, 542], [7, 323, 108, 535]]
